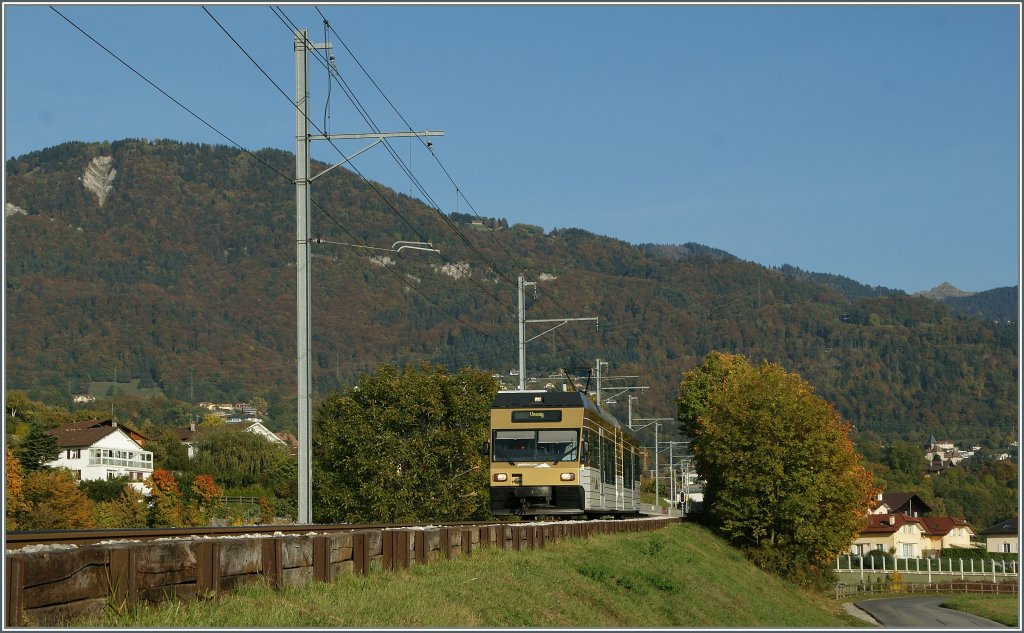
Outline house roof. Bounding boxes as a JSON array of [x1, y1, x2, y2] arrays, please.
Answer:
[[921, 516, 973, 536], [875, 492, 932, 515], [861, 513, 922, 535], [860, 513, 973, 537], [979, 518, 1019, 536], [49, 419, 129, 448]]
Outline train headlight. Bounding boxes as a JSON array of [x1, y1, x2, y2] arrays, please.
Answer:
[[560, 472, 576, 481], [493, 473, 508, 482]]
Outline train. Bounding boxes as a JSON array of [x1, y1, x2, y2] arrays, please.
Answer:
[[484, 389, 644, 518]]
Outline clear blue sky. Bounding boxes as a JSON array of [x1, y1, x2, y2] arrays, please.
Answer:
[[3, 3, 1020, 293]]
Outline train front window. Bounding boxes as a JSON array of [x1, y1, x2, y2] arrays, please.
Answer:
[[492, 430, 579, 463]]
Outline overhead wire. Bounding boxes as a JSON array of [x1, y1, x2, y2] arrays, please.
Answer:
[[56, 4, 595, 377], [272, 7, 518, 305], [54, 5, 495, 342], [313, 5, 528, 282], [309, 5, 590, 360], [266, 7, 512, 304], [202, 5, 504, 337]]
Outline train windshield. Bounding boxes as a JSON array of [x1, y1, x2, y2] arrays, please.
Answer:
[[492, 429, 579, 463]]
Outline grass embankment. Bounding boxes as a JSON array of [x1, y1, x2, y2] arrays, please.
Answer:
[[940, 594, 1019, 627], [74, 523, 863, 628]]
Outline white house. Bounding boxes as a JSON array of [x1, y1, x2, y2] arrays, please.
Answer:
[[47, 419, 153, 493], [980, 518, 1019, 554]]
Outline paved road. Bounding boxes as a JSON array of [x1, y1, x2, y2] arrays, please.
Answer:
[[854, 596, 1007, 628]]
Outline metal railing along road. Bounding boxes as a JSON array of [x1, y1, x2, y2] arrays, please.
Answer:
[[836, 554, 1018, 580]]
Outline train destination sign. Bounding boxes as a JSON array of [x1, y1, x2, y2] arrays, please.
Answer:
[[511, 410, 563, 422]]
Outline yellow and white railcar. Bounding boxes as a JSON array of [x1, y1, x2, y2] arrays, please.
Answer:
[[486, 390, 643, 518]]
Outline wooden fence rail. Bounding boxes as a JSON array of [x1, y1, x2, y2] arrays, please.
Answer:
[[5, 516, 680, 627], [835, 580, 1019, 599]]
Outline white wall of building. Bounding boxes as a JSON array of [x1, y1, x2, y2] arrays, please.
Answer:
[[48, 429, 153, 493]]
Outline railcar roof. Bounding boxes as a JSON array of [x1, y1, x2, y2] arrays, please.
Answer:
[[491, 390, 631, 434]]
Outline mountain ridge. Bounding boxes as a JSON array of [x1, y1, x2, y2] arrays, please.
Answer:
[[4, 139, 1018, 449]]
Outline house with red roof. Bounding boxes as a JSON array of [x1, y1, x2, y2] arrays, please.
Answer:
[[850, 491, 976, 558]]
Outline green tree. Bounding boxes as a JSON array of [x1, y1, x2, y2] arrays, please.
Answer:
[[94, 485, 148, 528], [80, 476, 133, 502], [313, 363, 497, 524], [886, 440, 925, 479], [677, 352, 878, 586], [13, 422, 60, 472], [145, 427, 191, 474], [185, 427, 295, 499]]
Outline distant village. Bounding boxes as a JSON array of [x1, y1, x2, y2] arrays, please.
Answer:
[[925, 435, 1016, 471]]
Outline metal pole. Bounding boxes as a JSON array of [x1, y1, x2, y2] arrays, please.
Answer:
[[518, 276, 526, 390], [654, 422, 659, 511], [295, 29, 313, 525], [668, 441, 674, 509]]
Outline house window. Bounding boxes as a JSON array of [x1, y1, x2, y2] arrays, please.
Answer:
[[902, 543, 915, 558], [876, 544, 884, 552], [1004, 543, 1012, 553], [66, 449, 81, 459]]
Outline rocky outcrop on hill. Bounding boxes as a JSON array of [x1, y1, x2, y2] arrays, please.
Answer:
[[80, 156, 117, 207]]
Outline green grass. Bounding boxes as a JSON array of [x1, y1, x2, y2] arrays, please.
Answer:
[[940, 594, 1019, 627], [71, 523, 863, 628], [87, 379, 165, 399]]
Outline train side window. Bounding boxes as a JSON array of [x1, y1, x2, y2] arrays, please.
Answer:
[[602, 437, 615, 485], [583, 427, 600, 472], [623, 447, 633, 489]]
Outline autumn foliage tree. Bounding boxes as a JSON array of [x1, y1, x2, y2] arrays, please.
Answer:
[[5, 448, 27, 529], [677, 352, 878, 586], [17, 468, 97, 530], [147, 468, 185, 527], [313, 363, 497, 524], [185, 473, 224, 526]]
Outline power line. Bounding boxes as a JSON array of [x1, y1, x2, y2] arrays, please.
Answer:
[[265, 7, 517, 314], [314, 5, 530, 282], [55, 5, 498, 344], [275, 9, 519, 303]]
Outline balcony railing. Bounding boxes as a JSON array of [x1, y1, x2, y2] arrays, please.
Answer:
[[87, 457, 153, 469]]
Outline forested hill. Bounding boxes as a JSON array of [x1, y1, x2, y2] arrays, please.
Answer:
[[4, 140, 1018, 448]]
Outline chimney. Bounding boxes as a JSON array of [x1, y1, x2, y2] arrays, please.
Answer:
[[876, 492, 883, 502]]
